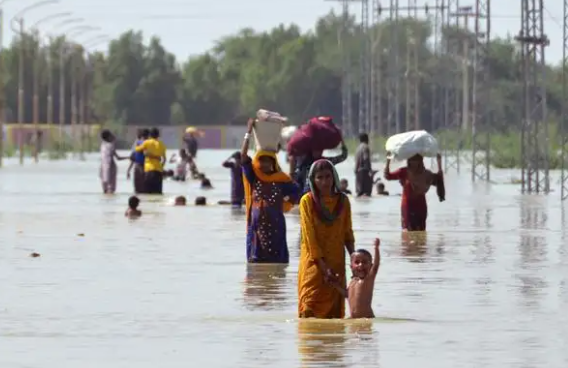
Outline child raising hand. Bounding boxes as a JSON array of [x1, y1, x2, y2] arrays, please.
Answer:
[[347, 238, 381, 318]]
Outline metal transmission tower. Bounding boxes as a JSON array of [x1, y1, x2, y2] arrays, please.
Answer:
[[470, 0, 491, 182], [516, 0, 549, 194], [326, 0, 370, 137], [370, 0, 384, 140], [386, 0, 401, 135], [359, 0, 371, 134], [443, 0, 464, 173], [561, 0, 568, 200], [404, 1, 420, 131], [340, 1, 354, 137], [381, 2, 447, 134]]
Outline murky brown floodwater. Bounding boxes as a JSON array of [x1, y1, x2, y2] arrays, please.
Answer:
[[0, 150, 566, 367]]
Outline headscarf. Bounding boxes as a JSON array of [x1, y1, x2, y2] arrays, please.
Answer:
[[243, 150, 294, 225], [307, 159, 345, 224]]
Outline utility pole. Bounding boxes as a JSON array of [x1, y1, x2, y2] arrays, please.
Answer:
[[17, 18, 24, 165], [71, 45, 79, 156], [470, 0, 491, 183], [325, 0, 356, 137], [341, 1, 354, 138], [32, 30, 40, 163], [370, 0, 383, 143], [326, 0, 371, 138], [515, 0, 549, 194], [451, 6, 473, 134], [379, 1, 448, 135], [0, 8, 4, 168], [443, 0, 463, 173], [387, 0, 401, 135], [560, 0, 568, 200], [47, 37, 54, 151], [59, 42, 66, 145], [358, 0, 370, 135]]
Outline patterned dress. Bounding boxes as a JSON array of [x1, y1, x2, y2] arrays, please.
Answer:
[[242, 160, 300, 263]]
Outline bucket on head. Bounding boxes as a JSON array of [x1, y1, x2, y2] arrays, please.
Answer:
[[253, 109, 287, 151]]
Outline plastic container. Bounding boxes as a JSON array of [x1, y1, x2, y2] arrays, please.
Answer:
[[253, 109, 287, 151]]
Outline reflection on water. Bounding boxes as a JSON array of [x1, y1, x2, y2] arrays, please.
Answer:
[[297, 320, 347, 367], [1, 152, 568, 367], [474, 208, 493, 229], [517, 203, 549, 309], [401, 232, 428, 263], [242, 264, 288, 311]]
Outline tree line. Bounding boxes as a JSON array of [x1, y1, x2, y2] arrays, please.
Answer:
[[0, 11, 565, 137]]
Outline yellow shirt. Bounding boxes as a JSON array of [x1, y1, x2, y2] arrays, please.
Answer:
[[135, 138, 166, 172]]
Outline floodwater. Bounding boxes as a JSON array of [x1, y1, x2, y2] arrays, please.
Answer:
[[0, 149, 566, 368]]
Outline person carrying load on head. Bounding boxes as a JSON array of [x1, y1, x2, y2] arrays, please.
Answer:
[[287, 116, 348, 196], [241, 118, 301, 263]]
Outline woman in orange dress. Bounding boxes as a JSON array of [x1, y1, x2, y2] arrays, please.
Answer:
[[384, 153, 445, 231], [298, 159, 355, 319]]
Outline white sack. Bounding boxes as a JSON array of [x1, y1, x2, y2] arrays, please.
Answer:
[[281, 126, 297, 142], [385, 130, 439, 160]]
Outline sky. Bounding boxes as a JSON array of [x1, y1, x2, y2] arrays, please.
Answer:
[[0, 0, 565, 65]]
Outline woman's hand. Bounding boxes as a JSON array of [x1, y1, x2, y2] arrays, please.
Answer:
[[436, 153, 442, 173], [247, 118, 255, 133], [317, 258, 339, 284]]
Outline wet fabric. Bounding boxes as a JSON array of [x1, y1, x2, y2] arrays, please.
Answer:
[[144, 171, 163, 194], [355, 142, 373, 196], [384, 166, 444, 231], [133, 163, 145, 193], [100, 141, 117, 193], [298, 192, 354, 319], [242, 151, 300, 263], [223, 161, 245, 206]]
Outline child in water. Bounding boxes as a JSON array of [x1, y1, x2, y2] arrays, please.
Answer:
[[339, 178, 352, 195], [195, 196, 207, 206], [169, 149, 190, 181], [198, 173, 213, 189], [174, 196, 187, 206], [336, 238, 381, 318], [376, 182, 389, 196], [125, 196, 142, 218]]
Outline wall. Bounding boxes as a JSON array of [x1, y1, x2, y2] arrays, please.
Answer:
[[2, 124, 248, 150]]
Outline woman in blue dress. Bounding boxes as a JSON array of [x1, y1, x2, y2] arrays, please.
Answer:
[[241, 119, 300, 263]]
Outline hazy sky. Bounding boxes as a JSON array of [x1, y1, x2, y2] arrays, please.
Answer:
[[0, 0, 565, 64]]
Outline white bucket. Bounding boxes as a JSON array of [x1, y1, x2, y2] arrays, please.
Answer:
[[253, 120, 285, 151]]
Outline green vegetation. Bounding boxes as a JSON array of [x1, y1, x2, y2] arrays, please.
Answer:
[[0, 12, 565, 167]]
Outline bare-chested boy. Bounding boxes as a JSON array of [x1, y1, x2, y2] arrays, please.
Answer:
[[346, 238, 381, 318]]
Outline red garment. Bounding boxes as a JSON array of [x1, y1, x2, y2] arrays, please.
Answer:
[[384, 167, 443, 231]]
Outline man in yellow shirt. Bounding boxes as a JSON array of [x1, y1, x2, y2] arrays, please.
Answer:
[[135, 127, 167, 194]]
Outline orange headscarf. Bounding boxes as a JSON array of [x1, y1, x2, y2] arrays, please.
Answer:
[[243, 150, 294, 224]]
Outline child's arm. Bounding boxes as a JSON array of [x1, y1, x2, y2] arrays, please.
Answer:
[[331, 282, 348, 299], [370, 238, 381, 278]]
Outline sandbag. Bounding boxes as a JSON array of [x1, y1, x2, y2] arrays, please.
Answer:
[[287, 116, 342, 156], [385, 130, 439, 161]]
